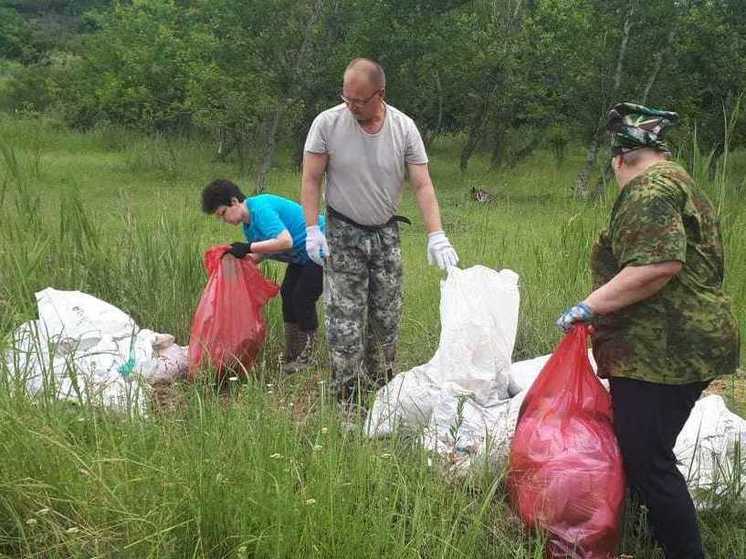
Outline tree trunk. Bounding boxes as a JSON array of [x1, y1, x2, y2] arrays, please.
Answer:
[[509, 132, 542, 167], [292, 102, 318, 169], [641, 27, 676, 104], [592, 161, 614, 199], [575, 4, 634, 199], [460, 85, 497, 172], [575, 134, 602, 198], [236, 134, 247, 176], [215, 127, 240, 162], [460, 126, 483, 172], [490, 125, 506, 169], [423, 71, 443, 149], [593, 15, 667, 199], [252, 0, 325, 191], [254, 108, 284, 194]]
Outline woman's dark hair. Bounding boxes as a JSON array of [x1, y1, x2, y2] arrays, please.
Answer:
[[201, 179, 246, 214]]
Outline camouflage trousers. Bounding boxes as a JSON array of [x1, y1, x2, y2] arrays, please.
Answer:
[[324, 213, 403, 402]]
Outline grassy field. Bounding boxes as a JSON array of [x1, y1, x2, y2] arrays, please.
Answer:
[[0, 113, 744, 557]]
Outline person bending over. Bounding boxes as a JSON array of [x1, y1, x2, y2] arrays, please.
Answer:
[[201, 179, 326, 373]]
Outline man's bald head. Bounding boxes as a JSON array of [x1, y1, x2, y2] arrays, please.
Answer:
[[344, 58, 386, 90]]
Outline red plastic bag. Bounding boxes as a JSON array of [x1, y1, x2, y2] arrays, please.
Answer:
[[508, 325, 625, 558], [187, 245, 279, 380]]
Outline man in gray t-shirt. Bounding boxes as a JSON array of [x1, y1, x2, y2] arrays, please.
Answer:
[[301, 57, 458, 403]]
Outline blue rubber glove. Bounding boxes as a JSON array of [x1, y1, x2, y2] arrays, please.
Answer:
[[556, 302, 594, 332]]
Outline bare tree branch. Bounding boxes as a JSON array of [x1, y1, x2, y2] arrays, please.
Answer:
[[254, 0, 326, 193], [574, 3, 635, 199], [642, 27, 676, 104]]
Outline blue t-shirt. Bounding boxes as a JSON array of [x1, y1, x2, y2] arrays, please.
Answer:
[[242, 194, 326, 265]]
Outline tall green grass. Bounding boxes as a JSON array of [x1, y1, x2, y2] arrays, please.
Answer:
[[0, 114, 744, 557], [0, 381, 549, 558]]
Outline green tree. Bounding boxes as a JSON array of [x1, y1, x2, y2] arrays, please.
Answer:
[[72, 0, 192, 130], [0, 5, 33, 61]]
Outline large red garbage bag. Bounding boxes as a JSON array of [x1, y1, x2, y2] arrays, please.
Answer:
[[508, 325, 625, 558], [187, 245, 279, 380]]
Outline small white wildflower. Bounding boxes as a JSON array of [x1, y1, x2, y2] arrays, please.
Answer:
[[66, 526, 80, 534], [320, 427, 328, 434], [305, 498, 316, 505], [25, 518, 37, 526], [288, 402, 294, 407], [266, 383, 274, 388], [312, 444, 323, 452], [267, 390, 274, 395], [270, 453, 282, 459], [228, 376, 239, 382], [380, 453, 392, 459]]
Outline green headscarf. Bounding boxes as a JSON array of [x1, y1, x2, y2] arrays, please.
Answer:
[[607, 102, 679, 156]]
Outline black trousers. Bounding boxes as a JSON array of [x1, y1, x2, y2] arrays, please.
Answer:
[[280, 262, 323, 332], [610, 377, 710, 559]]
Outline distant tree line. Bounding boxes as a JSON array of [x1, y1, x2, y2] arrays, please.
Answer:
[[1, 0, 745, 195]]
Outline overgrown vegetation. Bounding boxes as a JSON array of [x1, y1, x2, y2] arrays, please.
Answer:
[[2, 0, 746, 192], [0, 114, 744, 557], [1, 1, 745, 555]]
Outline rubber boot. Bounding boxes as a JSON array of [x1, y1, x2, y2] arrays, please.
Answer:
[[282, 330, 316, 374], [283, 322, 300, 363]]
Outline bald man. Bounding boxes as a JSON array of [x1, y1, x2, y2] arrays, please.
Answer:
[[301, 57, 458, 404]]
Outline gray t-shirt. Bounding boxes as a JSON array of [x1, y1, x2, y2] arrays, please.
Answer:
[[304, 103, 428, 226]]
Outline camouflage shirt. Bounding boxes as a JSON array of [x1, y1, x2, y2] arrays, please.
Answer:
[[590, 161, 740, 384]]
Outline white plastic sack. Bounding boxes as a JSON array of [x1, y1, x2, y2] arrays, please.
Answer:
[[365, 266, 520, 464], [675, 394, 746, 502], [35, 288, 137, 354], [365, 273, 746, 498], [3, 288, 187, 413], [507, 349, 603, 396], [420, 389, 526, 473]]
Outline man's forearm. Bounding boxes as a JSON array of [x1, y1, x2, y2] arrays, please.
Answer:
[[414, 182, 443, 234], [301, 176, 321, 227]]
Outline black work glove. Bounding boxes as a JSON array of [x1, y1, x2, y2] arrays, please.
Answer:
[[227, 242, 252, 259]]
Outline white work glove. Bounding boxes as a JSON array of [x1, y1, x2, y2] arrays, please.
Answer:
[[305, 225, 329, 266], [427, 230, 459, 270]]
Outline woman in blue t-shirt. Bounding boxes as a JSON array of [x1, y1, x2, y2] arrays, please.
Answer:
[[201, 179, 325, 373]]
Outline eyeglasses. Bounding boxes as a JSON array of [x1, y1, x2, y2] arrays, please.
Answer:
[[340, 89, 382, 107]]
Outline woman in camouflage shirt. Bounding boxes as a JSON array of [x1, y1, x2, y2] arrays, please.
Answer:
[[557, 103, 740, 559]]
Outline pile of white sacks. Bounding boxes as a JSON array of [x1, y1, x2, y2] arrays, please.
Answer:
[[3, 288, 188, 414], [365, 266, 746, 500], [3, 278, 744, 499]]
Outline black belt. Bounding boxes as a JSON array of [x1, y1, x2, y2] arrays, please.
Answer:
[[327, 205, 411, 232]]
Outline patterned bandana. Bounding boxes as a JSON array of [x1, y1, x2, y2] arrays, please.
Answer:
[[607, 102, 679, 156]]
